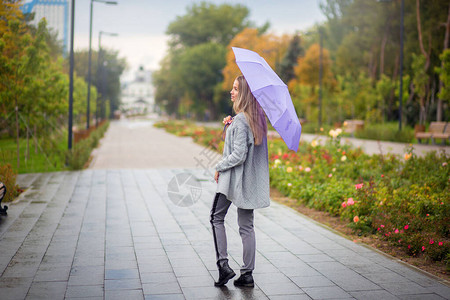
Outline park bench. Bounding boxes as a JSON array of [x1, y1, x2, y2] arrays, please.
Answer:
[[0, 182, 8, 215], [415, 122, 448, 145], [343, 120, 365, 135]]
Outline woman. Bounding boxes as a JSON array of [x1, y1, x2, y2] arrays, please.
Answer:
[[210, 75, 270, 287]]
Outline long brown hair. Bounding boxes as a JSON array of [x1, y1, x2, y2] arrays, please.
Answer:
[[233, 75, 267, 145]]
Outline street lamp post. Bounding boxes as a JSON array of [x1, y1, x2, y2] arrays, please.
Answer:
[[96, 31, 118, 126], [87, 0, 117, 130], [68, 0, 75, 150]]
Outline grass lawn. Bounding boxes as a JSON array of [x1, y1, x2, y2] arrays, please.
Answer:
[[0, 137, 67, 174]]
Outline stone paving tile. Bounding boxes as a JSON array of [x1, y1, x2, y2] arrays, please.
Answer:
[[0, 168, 447, 300], [302, 286, 352, 299], [65, 284, 104, 298], [25, 281, 67, 300], [349, 289, 400, 300], [397, 295, 447, 300], [290, 275, 336, 288], [144, 294, 185, 300], [105, 289, 144, 300]]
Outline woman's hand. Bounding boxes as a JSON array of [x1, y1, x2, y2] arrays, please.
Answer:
[[214, 171, 219, 183]]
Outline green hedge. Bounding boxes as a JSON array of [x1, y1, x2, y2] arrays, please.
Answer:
[[66, 122, 109, 170]]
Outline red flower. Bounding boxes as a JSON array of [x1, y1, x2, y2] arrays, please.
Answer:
[[408, 245, 411, 249], [283, 153, 289, 159], [274, 155, 279, 159], [422, 246, 426, 251], [439, 242, 444, 246], [381, 174, 384, 178], [429, 239, 434, 245], [377, 228, 381, 231], [404, 225, 409, 230]]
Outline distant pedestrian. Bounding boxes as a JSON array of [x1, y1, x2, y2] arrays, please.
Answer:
[[210, 75, 270, 287]]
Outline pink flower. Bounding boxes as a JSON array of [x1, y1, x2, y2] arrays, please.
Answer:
[[305, 167, 311, 172], [422, 246, 426, 251], [355, 183, 363, 189], [377, 228, 381, 231], [381, 174, 384, 178], [398, 240, 401, 243], [439, 242, 444, 246], [328, 173, 333, 178], [429, 239, 434, 245], [408, 245, 411, 249], [353, 216, 360, 223], [394, 229, 399, 234], [381, 225, 385, 228], [223, 115, 233, 125], [341, 202, 347, 208], [347, 198, 355, 206], [404, 225, 409, 230]]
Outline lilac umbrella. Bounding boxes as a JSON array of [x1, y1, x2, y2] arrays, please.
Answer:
[[232, 47, 302, 152]]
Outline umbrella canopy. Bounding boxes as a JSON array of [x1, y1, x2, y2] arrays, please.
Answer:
[[232, 47, 302, 152]]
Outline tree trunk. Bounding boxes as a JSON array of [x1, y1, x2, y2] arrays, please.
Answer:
[[437, 4, 450, 121], [416, 0, 431, 123], [15, 99, 19, 170], [34, 124, 38, 154], [416, 0, 428, 63], [388, 53, 400, 121], [380, 23, 389, 77], [26, 125, 29, 163]]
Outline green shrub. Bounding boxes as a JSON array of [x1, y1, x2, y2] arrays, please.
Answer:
[[355, 122, 414, 143], [0, 163, 20, 202], [66, 122, 109, 170]]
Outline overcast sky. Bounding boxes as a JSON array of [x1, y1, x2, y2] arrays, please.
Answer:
[[73, 0, 326, 81]]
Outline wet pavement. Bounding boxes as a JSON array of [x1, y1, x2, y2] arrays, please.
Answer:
[[0, 118, 448, 299]]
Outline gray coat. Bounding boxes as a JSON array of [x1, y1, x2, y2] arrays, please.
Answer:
[[215, 112, 270, 209]]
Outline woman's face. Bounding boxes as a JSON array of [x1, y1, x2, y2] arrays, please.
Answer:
[[230, 79, 239, 102]]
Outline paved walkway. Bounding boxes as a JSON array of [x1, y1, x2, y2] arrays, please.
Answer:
[[0, 119, 449, 299]]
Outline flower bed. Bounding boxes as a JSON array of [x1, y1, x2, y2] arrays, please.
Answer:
[[155, 120, 450, 271]]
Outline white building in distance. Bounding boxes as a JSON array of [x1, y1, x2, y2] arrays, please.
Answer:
[[121, 66, 154, 115]]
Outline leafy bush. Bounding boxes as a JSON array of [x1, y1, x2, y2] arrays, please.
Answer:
[[355, 122, 414, 143], [66, 122, 109, 170], [0, 163, 20, 202], [269, 131, 449, 264]]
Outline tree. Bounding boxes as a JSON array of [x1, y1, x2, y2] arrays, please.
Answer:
[[222, 28, 290, 91], [435, 49, 450, 117], [288, 44, 334, 123], [278, 34, 304, 84], [155, 2, 255, 119], [176, 42, 226, 119], [166, 2, 251, 48], [72, 49, 126, 120]]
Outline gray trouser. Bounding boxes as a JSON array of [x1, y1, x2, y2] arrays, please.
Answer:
[[210, 193, 255, 274]]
